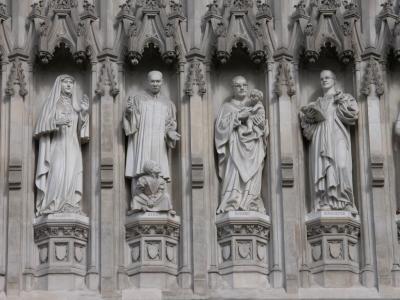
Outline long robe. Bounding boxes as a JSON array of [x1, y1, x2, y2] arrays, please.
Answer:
[[34, 76, 89, 216], [215, 99, 268, 214], [124, 91, 177, 182], [300, 91, 358, 211]]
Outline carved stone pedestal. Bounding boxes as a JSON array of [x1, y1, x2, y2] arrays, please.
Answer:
[[306, 211, 361, 288], [33, 213, 89, 290], [216, 211, 271, 288], [125, 211, 180, 289]]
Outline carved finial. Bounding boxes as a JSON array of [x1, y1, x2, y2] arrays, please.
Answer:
[[319, 0, 341, 10], [185, 62, 206, 96], [361, 58, 384, 96], [274, 61, 296, 97], [380, 0, 394, 14], [342, 21, 353, 36], [305, 22, 314, 36], [118, 0, 132, 16], [206, 0, 219, 15], [139, 0, 163, 10], [170, 0, 183, 16], [30, 0, 45, 17], [256, 0, 272, 18], [49, 0, 78, 10], [82, 0, 97, 17], [95, 58, 120, 97], [0, 2, 8, 19], [294, 0, 307, 15], [5, 58, 28, 97], [165, 22, 175, 37], [215, 21, 227, 37], [231, 0, 253, 11], [128, 19, 139, 37]]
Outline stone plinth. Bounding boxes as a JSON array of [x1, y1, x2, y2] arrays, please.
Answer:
[[125, 211, 180, 289], [215, 211, 271, 288], [305, 211, 361, 287], [33, 213, 89, 290]]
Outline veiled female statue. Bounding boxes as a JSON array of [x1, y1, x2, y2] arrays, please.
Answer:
[[299, 70, 358, 213], [34, 75, 89, 216], [215, 76, 268, 214]]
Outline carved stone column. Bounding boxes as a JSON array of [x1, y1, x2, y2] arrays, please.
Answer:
[[33, 214, 89, 290], [306, 211, 361, 287], [5, 52, 28, 294], [216, 211, 271, 288], [125, 212, 180, 289]]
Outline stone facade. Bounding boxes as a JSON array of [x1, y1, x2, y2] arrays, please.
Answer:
[[1, 0, 400, 299]]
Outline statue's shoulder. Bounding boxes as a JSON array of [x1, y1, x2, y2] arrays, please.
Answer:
[[337, 91, 356, 101]]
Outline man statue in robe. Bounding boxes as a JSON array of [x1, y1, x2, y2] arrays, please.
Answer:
[[215, 76, 268, 214], [299, 70, 359, 213], [124, 70, 180, 212]]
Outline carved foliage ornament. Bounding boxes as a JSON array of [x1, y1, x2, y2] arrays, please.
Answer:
[[274, 61, 296, 97], [185, 62, 206, 96], [126, 223, 180, 240], [5, 58, 28, 97], [361, 58, 384, 97], [95, 59, 120, 97]]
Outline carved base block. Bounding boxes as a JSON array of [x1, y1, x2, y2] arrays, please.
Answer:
[[125, 211, 180, 289], [33, 213, 89, 290], [216, 211, 271, 288], [306, 211, 361, 288]]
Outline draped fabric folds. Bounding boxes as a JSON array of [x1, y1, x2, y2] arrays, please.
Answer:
[[34, 75, 89, 216]]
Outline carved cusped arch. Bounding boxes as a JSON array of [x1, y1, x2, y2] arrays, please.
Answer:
[[290, 0, 363, 64], [28, 0, 101, 65], [115, 0, 187, 66], [201, 0, 275, 64]]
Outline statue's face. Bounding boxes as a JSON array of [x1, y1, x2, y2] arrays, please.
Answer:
[[232, 77, 248, 100], [61, 78, 74, 95], [320, 71, 335, 90], [147, 72, 163, 94]]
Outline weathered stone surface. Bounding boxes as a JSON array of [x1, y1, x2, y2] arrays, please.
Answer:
[[1, 0, 400, 299]]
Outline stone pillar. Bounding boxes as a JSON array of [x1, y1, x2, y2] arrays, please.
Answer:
[[306, 211, 361, 287], [125, 212, 180, 289], [215, 211, 271, 288], [5, 52, 28, 295], [33, 214, 89, 290], [185, 50, 208, 295], [95, 51, 120, 298]]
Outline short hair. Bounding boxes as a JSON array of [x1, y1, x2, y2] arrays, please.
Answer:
[[147, 70, 163, 80], [320, 70, 336, 81], [232, 75, 247, 86]]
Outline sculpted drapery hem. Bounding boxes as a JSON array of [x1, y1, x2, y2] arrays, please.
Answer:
[[300, 90, 358, 211], [215, 99, 268, 214], [34, 75, 89, 216]]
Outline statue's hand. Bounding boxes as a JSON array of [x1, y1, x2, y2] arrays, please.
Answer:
[[238, 108, 250, 120], [167, 130, 181, 141], [56, 117, 72, 127], [81, 94, 89, 112], [127, 96, 134, 112]]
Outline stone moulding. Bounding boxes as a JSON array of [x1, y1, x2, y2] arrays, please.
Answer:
[[215, 211, 271, 288], [32, 213, 90, 288], [125, 212, 181, 287], [305, 211, 361, 287]]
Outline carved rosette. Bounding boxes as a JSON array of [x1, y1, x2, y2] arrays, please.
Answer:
[[215, 211, 271, 287], [33, 214, 89, 282], [125, 212, 181, 280], [305, 211, 361, 287]]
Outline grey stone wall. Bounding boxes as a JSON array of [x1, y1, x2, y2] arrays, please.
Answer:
[[0, 0, 400, 299]]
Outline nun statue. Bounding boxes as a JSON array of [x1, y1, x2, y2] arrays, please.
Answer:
[[34, 75, 89, 216]]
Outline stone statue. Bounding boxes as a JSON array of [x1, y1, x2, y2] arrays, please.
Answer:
[[34, 74, 89, 216], [124, 70, 180, 213], [215, 76, 268, 214], [299, 70, 359, 213], [132, 160, 174, 213]]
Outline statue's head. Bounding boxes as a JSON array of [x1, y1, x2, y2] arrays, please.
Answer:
[[147, 70, 163, 95], [320, 70, 336, 92], [232, 76, 248, 100], [60, 75, 74, 96], [143, 160, 161, 176]]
